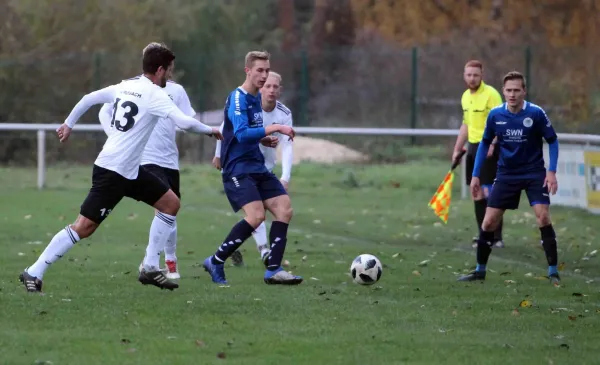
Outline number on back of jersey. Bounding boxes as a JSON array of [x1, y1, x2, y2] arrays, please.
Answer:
[[111, 98, 139, 132]]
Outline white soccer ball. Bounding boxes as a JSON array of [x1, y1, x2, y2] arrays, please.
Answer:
[[350, 254, 383, 285]]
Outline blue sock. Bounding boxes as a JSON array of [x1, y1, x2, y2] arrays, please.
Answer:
[[212, 219, 255, 264], [548, 265, 558, 276], [476, 264, 486, 272]]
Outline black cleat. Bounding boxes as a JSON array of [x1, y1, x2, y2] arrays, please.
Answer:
[[549, 273, 561, 286], [138, 269, 179, 291], [231, 250, 244, 267], [19, 270, 42, 292], [457, 270, 486, 282]]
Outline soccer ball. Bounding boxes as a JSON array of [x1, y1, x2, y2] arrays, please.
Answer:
[[350, 254, 382, 285]]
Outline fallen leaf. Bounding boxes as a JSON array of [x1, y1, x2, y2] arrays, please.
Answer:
[[302, 255, 307, 261], [558, 262, 565, 270], [127, 348, 136, 353], [590, 250, 598, 257], [500, 271, 511, 276], [568, 315, 576, 321], [24, 214, 32, 220], [572, 292, 587, 297], [511, 309, 520, 316], [39, 311, 48, 316], [503, 343, 514, 349], [559, 344, 569, 349], [504, 280, 517, 284], [418, 260, 430, 267], [554, 335, 565, 340], [524, 272, 534, 277], [310, 277, 319, 281], [519, 300, 533, 308], [313, 219, 321, 224], [127, 213, 138, 220], [121, 338, 131, 344], [282, 260, 290, 267], [412, 270, 421, 276], [217, 352, 226, 359], [167, 336, 177, 340], [195, 340, 205, 347]]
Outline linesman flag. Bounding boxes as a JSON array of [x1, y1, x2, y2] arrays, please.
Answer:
[[428, 149, 466, 223]]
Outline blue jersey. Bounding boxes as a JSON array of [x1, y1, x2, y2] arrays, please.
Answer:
[[482, 101, 557, 179], [220, 87, 268, 179]]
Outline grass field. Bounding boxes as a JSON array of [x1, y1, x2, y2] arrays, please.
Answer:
[[1, 160, 599, 365]]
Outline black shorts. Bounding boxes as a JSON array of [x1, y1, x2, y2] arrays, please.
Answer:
[[465, 142, 499, 187], [142, 164, 181, 198], [223, 172, 287, 212], [80, 165, 170, 224], [487, 176, 551, 210]]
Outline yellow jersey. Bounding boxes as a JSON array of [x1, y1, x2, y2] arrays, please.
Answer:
[[461, 81, 503, 143]]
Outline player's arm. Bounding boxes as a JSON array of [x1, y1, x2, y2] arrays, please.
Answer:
[[150, 90, 219, 137], [228, 91, 266, 143], [453, 95, 468, 161], [488, 90, 503, 147], [98, 103, 114, 136], [472, 113, 496, 178], [540, 108, 559, 173], [174, 86, 197, 132], [212, 121, 225, 170], [280, 113, 294, 183], [64, 85, 118, 128]]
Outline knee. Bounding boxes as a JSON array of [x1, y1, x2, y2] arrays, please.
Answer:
[[536, 212, 551, 227], [71, 219, 98, 239], [246, 209, 266, 228], [278, 206, 293, 223], [481, 214, 498, 231], [157, 191, 180, 216]]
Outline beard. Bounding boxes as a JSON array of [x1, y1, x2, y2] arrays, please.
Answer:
[[160, 75, 167, 88]]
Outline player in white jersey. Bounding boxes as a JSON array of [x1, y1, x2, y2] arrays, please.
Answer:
[[99, 70, 195, 280], [20, 43, 222, 293], [212, 71, 293, 267]]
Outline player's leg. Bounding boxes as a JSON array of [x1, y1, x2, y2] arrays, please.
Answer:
[[127, 166, 180, 290], [458, 179, 520, 282], [252, 221, 270, 267], [481, 146, 504, 248], [141, 165, 181, 279], [260, 173, 302, 285], [526, 180, 559, 285], [21, 165, 122, 292], [203, 175, 265, 284], [465, 144, 482, 247]]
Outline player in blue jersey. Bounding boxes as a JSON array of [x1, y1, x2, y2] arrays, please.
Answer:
[[202, 51, 302, 285], [458, 71, 560, 285]]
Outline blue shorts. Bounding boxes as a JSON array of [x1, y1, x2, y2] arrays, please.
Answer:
[[223, 172, 287, 212], [487, 177, 550, 210]]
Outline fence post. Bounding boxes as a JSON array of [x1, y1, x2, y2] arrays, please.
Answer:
[[410, 47, 418, 144], [525, 46, 532, 101], [37, 130, 46, 190]]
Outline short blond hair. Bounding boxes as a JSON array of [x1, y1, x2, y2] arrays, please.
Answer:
[[268, 71, 282, 84], [245, 51, 270, 68]]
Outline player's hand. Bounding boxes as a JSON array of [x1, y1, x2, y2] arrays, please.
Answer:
[[280, 179, 289, 191], [260, 136, 279, 148], [209, 128, 223, 140], [487, 144, 495, 158], [277, 125, 295, 141], [451, 149, 463, 165], [544, 171, 558, 195], [56, 123, 72, 143], [212, 156, 222, 170], [470, 177, 483, 200]]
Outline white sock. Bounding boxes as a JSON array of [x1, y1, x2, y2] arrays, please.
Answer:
[[252, 221, 269, 256], [164, 222, 177, 262], [143, 212, 176, 271], [27, 226, 80, 279]]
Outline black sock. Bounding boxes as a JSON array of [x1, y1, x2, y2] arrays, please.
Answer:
[[540, 224, 558, 266], [212, 219, 255, 264], [476, 230, 494, 269], [474, 199, 487, 234], [267, 221, 289, 271]]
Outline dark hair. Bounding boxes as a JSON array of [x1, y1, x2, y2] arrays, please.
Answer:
[[142, 43, 175, 74], [503, 71, 526, 88]]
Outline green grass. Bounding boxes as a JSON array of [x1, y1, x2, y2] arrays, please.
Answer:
[[0, 162, 599, 365]]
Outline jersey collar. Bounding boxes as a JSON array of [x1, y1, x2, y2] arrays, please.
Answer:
[[504, 100, 528, 111]]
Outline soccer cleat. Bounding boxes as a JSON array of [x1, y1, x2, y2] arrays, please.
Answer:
[[203, 257, 228, 284], [138, 269, 179, 290], [164, 260, 180, 280], [261, 250, 271, 269], [493, 240, 505, 248], [19, 270, 43, 292], [264, 267, 303, 285], [231, 250, 244, 267], [457, 270, 486, 282], [549, 273, 561, 286]]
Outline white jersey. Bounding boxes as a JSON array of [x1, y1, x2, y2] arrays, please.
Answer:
[[99, 80, 195, 170], [215, 100, 294, 181]]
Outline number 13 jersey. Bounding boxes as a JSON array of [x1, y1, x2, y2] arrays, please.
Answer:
[[93, 76, 177, 179]]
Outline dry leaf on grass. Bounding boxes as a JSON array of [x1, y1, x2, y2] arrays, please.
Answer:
[[558, 262, 565, 271], [217, 352, 226, 359], [412, 270, 421, 276], [511, 309, 520, 316], [572, 292, 587, 297], [504, 280, 517, 284], [568, 315, 577, 321], [195, 340, 206, 347], [519, 299, 533, 308]]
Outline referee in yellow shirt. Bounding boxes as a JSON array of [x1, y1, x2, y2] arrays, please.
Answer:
[[452, 60, 505, 248]]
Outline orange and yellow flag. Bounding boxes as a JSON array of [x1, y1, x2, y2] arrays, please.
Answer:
[[428, 170, 455, 224]]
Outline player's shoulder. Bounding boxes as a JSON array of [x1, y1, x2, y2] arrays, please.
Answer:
[[526, 101, 546, 114], [275, 101, 291, 116], [483, 83, 500, 95], [165, 80, 186, 93]]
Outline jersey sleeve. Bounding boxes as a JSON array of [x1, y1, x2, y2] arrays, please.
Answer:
[[214, 121, 224, 158], [64, 85, 118, 128], [280, 112, 294, 182], [148, 89, 178, 119], [227, 90, 265, 143], [175, 85, 196, 117], [538, 107, 557, 143]]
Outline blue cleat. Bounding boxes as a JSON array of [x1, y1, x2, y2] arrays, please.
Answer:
[[203, 256, 228, 284], [264, 267, 303, 285]]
